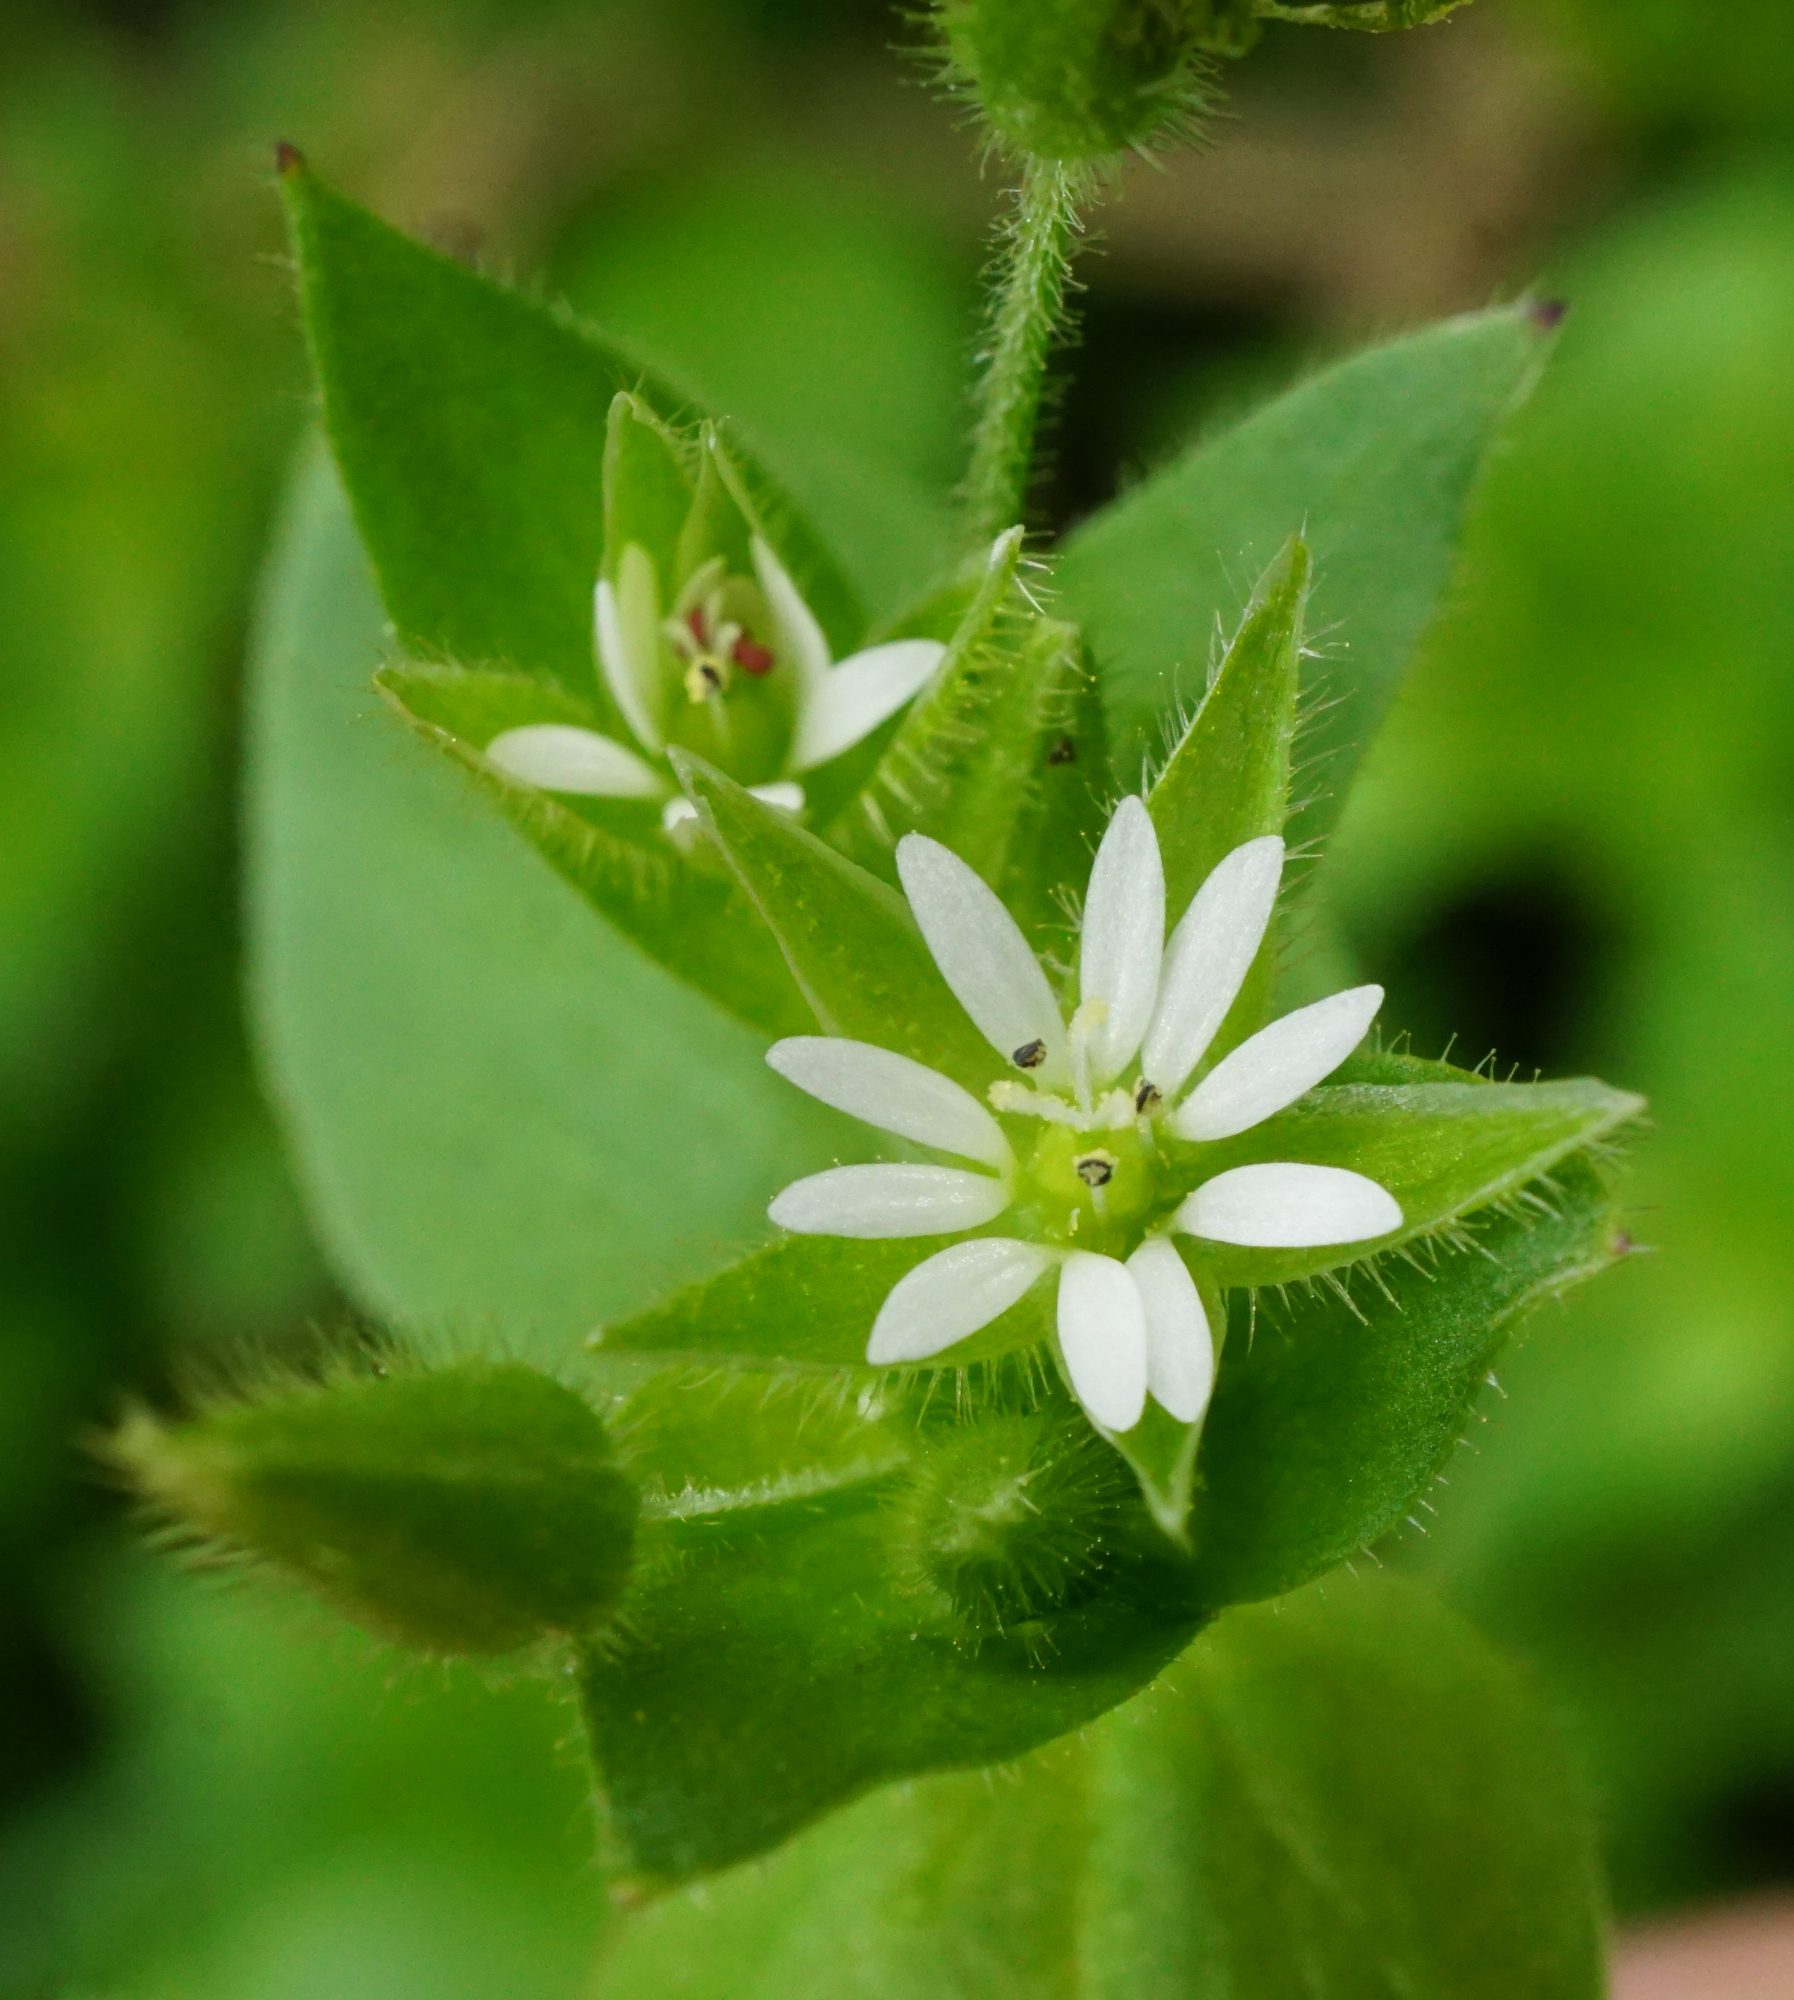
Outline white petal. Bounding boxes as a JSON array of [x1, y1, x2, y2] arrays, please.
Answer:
[[752, 537, 832, 692], [896, 834, 1068, 1081], [867, 1239, 1053, 1365], [1057, 1252, 1148, 1433], [596, 545, 665, 752], [767, 1038, 1011, 1169], [1174, 1163, 1402, 1248], [767, 1163, 1010, 1239], [485, 725, 665, 799], [749, 781, 806, 814], [789, 641, 946, 772], [1078, 797, 1165, 1085], [1127, 1237, 1214, 1424], [1142, 836, 1284, 1100], [1172, 985, 1383, 1143]]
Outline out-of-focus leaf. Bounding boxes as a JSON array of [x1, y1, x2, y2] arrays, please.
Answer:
[[245, 443, 859, 1358], [596, 1571, 1604, 2000], [1057, 305, 1553, 847]]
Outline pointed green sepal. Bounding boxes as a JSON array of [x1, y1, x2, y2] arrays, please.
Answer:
[[375, 664, 810, 1039], [673, 752, 1004, 1090], [604, 392, 695, 586], [113, 1360, 639, 1656], [1098, 1262, 1227, 1544]]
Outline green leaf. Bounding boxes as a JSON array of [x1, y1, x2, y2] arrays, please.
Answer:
[[1058, 304, 1554, 849], [595, 1572, 1604, 2000], [376, 661, 809, 1037], [1185, 1064, 1645, 1290], [675, 753, 1004, 1091], [278, 153, 863, 690], [1191, 1153, 1628, 1610], [112, 1360, 638, 1656], [246, 442, 860, 1358], [580, 1388, 1197, 1889]]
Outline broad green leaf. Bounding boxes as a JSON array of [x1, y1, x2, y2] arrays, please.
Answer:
[[1058, 304, 1554, 848], [278, 155, 864, 692], [578, 1394, 1198, 1888], [377, 661, 808, 1037], [1147, 536, 1309, 924], [676, 754, 1003, 1090], [1185, 1067, 1644, 1290], [245, 443, 860, 1358], [596, 1571, 1604, 2000], [1191, 1153, 1627, 1609], [113, 1360, 637, 1656]]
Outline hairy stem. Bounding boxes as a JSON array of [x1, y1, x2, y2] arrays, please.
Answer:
[[962, 156, 1090, 548]]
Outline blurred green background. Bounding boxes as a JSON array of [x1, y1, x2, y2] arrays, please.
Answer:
[[4, 0, 1792, 1990]]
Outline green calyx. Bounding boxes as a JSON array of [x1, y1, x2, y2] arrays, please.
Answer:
[[112, 1359, 639, 1656]]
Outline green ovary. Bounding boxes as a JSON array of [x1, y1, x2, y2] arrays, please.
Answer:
[[1012, 1121, 1168, 1254]]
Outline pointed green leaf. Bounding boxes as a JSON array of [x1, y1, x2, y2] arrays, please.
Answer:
[[377, 662, 808, 1037], [1192, 1153, 1629, 1610], [1059, 304, 1554, 848], [279, 154, 862, 692], [247, 444, 858, 1359], [1185, 1065, 1645, 1290], [1147, 535, 1309, 924], [676, 753, 1004, 1090], [114, 1361, 638, 1656], [596, 1572, 1604, 2000]]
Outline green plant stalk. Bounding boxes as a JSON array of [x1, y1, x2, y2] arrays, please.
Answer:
[[962, 156, 1090, 546]]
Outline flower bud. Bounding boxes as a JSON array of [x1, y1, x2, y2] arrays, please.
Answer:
[[936, 0, 1219, 160], [114, 1361, 638, 1656]]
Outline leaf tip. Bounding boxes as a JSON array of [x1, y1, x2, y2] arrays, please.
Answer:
[[274, 140, 307, 179]]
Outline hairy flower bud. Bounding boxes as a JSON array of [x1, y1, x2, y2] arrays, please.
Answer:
[[113, 1361, 638, 1656], [935, 0, 1221, 160]]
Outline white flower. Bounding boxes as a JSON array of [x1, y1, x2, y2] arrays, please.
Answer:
[[484, 538, 945, 830], [763, 798, 1402, 1435]]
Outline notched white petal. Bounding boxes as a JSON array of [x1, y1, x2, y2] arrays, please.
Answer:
[[1172, 983, 1383, 1143], [751, 536, 832, 691], [1057, 1251, 1148, 1433], [1079, 796, 1165, 1085], [1174, 1163, 1403, 1249], [485, 724, 665, 799], [767, 1163, 1011, 1239], [1127, 1236, 1214, 1424], [790, 640, 945, 772], [896, 834, 1068, 1081], [867, 1238, 1052, 1365], [767, 1038, 1011, 1169], [1143, 835, 1283, 1100], [597, 544, 666, 751]]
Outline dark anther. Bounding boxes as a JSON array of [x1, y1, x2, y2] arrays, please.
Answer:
[[1134, 1079, 1162, 1115], [1046, 737, 1077, 766], [1012, 1038, 1047, 1070], [1075, 1152, 1115, 1189]]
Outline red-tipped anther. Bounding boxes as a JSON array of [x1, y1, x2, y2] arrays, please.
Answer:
[[1528, 298, 1568, 332], [275, 141, 306, 176]]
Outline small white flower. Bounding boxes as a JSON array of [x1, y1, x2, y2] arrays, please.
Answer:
[[763, 798, 1402, 1434], [484, 538, 946, 830]]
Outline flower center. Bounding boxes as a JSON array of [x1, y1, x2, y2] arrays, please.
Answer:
[[1012, 1123, 1163, 1253], [658, 564, 796, 785]]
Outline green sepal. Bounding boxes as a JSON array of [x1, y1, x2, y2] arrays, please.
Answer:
[[1183, 1063, 1645, 1290], [674, 753, 1004, 1091], [1192, 1152, 1628, 1610], [375, 663, 810, 1039], [113, 1360, 639, 1656], [604, 391, 694, 586], [1148, 535, 1309, 924], [594, 1573, 1605, 2000], [593, 1235, 1051, 1373]]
